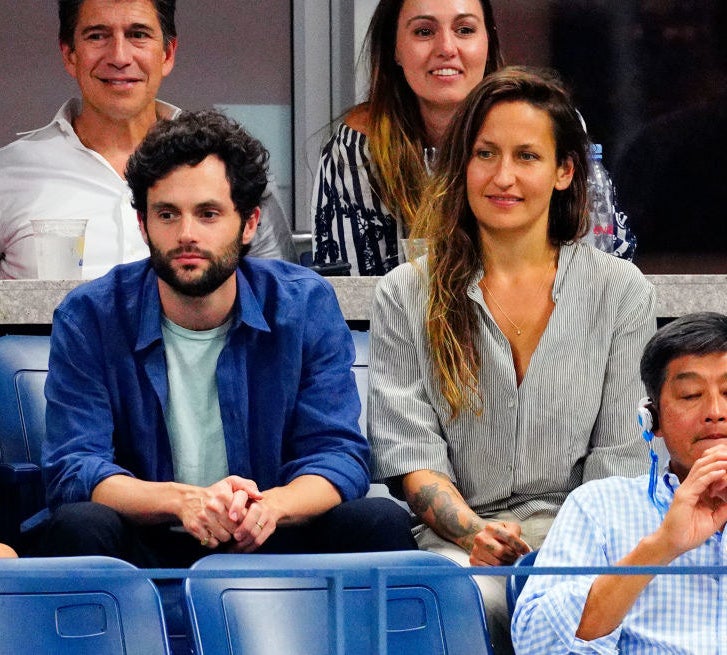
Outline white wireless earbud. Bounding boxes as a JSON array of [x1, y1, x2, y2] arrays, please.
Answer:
[[637, 397, 657, 441], [638, 397, 668, 514]]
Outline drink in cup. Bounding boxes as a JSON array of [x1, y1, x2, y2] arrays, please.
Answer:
[[400, 238, 429, 262], [30, 219, 88, 280]]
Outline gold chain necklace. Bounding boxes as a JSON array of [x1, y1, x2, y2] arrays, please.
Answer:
[[481, 281, 524, 335], [481, 258, 556, 337]]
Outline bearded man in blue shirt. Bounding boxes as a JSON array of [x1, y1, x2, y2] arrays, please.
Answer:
[[38, 110, 416, 565], [513, 311, 727, 653]]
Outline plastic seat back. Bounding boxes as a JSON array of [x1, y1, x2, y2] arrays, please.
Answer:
[[0, 335, 50, 464], [0, 335, 50, 545], [0, 556, 170, 655], [506, 550, 538, 616], [185, 551, 494, 655], [350, 329, 369, 436]]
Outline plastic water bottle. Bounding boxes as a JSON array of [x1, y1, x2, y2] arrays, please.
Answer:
[[585, 143, 616, 252]]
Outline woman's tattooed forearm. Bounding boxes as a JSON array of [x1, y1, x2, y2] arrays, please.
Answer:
[[409, 470, 482, 547]]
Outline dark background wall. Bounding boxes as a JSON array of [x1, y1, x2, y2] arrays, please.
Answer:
[[494, 0, 727, 272]]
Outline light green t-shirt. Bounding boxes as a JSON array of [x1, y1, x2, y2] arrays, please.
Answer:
[[161, 316, 231, 487]]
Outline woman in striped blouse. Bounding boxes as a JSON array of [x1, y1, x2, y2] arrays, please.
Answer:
[[368, 67, 655, 654], [311, 0, 503, 275]]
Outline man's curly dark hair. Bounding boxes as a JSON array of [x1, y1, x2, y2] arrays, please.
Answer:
[[126, 110, 269, 226]]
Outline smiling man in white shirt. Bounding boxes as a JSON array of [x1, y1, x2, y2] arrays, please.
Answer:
[[0, 0, 295, 280]]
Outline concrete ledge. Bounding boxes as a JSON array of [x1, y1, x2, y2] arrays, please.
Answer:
[[1, 275, 726, 325], [647, 275, 727, 316]]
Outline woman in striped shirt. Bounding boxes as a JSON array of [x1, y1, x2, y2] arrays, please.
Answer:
[[368, 67, 655, 654]]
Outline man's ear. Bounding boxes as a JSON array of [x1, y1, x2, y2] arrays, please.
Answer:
[[161, 37, 178, 78], [242, 207, 260, 245], [649, 402, 663, 440], [137, 212, 149, 245], [60, 40, 78, 80], [637, 397, 660, 441]]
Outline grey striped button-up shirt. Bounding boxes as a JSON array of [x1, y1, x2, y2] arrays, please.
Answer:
[[368, 242, 656, 519]]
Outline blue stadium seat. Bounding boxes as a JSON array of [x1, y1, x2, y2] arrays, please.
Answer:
[[185, 551, 494, 655], [506, 550, 538, 616], [0, 335, 50, 547], [349, 330, 406, 507], [350, 329, 369, 436], [0, 556, 170, 654], [293, 232, 312, 266]]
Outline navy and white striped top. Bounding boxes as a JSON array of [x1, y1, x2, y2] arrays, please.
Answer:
[[368, 242, 655, 518], [311, 123, 401, 276]]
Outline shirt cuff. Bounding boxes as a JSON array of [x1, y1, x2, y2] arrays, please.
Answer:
[[541, 582, 622, 653]]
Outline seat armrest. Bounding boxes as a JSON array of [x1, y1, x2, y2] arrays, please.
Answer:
[[0, 463, 45, 547], [0, 462, 42, 485]]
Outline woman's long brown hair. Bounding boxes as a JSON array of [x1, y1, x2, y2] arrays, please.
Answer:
[[412, 67, 590, 418]]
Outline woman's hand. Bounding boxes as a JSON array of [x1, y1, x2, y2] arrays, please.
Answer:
[[470, 521, 531, 566]]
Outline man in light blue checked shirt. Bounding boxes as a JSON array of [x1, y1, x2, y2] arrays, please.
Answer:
[[513, 312, 727, 653]]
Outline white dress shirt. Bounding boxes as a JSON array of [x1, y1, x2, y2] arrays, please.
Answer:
[[0, 99, 296, 279]]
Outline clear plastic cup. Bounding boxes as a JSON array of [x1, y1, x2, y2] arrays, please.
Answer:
[[400, 238, 429, 262], [30, 219, 88, 280]]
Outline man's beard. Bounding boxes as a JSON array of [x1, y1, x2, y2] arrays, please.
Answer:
[[148, 230, 243, 298]]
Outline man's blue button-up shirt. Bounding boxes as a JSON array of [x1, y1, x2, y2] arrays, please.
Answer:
[[42, 258, 370, 509], [513, 471, 727, 653]]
